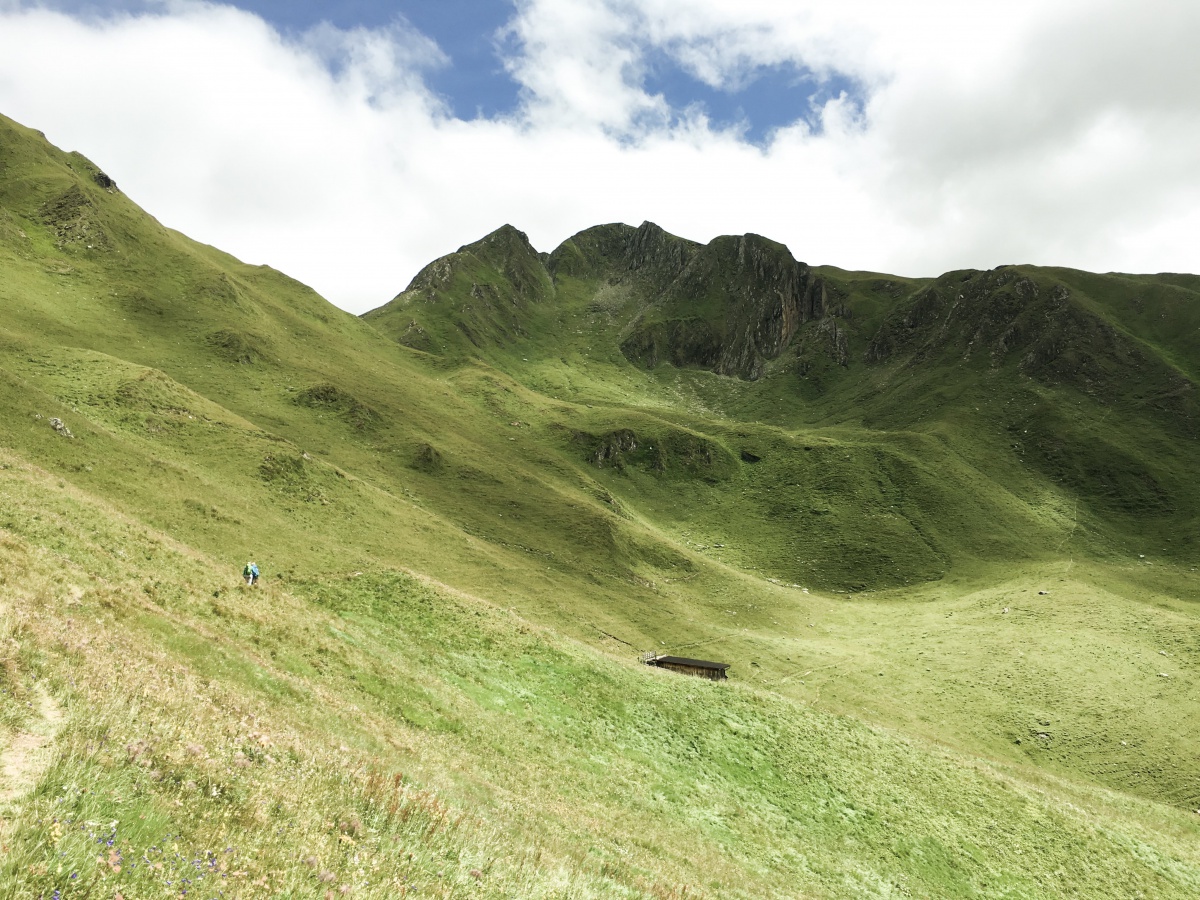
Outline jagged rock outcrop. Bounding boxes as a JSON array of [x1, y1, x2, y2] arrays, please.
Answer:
[[620, 232, 832, 380], [372, 220, 846, 380], [867, 268, 1118, 378], [546, 223, 638, 280], [293, 383, 380, 431], [571, 425, 736, 480], [621, 221, 697, 285], [365, 224, 554, 351], [397, 224, 553, 308], [39, 184, 110, 252], [548, 220, 698, 292], [864, 267, 1199, 435], [866, 268, 1047, 366]]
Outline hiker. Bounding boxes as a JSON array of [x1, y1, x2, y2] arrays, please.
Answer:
[[243, 561, 259, 586]]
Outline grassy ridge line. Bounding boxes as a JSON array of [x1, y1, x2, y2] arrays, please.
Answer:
[[5, 311, 1200, 815], [376, 219, 1200, 578], [0, 451, 695, 899], [3, 451, 1200, 898], [12, 326, 1200, 818], [5, 109, 1200, 893], [8, 106, 1191, 606], [0, 168, 764, 643], [0, 340, 733, 654]]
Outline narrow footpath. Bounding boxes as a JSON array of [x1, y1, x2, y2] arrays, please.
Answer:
[[0, 683, 63, 838]]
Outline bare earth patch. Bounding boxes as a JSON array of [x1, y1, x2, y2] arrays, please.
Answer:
[[0, 684, 62, 834]]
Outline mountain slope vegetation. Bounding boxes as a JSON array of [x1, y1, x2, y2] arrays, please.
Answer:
[[2, 111, 1199, 898]]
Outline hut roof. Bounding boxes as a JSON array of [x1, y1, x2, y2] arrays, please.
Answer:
[[652, 656, 730, 671]]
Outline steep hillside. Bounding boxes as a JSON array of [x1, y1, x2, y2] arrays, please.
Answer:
[[3, 111, 1200, 898], [367, 219, 1200, 580], [364, 215, 1200, 813]]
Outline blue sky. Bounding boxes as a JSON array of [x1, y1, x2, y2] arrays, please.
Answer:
[[223, 0, 861, 139], [238, 1, 527, 120], [52, 0, 858, 141], [2, 1, 1198, 312]]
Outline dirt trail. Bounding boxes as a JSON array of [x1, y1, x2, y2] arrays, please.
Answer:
[[0, 684, 63, 834]]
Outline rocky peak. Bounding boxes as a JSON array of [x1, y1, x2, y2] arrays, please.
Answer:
[[395, 224, 552, 307], [459, 223, 537, 261], [545, 223, 638, 280], [623, 221, 694, 278], [621, 230, 831, 380], [367, 223, 556, 354]]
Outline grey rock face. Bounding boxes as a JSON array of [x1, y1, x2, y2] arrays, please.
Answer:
[[619, 231, 832, 380]]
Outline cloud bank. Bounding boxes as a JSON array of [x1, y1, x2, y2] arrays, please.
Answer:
[[0, 0, 1197, 312]]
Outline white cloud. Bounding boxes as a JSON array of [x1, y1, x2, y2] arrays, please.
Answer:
[[0, 0, 1197, 314]]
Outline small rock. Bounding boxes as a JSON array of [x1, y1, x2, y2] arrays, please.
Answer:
[[1037, 590, 1048, 595], [49, 417, 73, 438], [1002, 607, 1009, 614], [1158, 673, 1170, 678]]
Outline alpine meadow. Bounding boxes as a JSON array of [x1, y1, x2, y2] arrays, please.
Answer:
[[2, 110, 1200, 899]]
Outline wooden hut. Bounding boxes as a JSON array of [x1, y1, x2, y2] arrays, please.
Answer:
[[646, 655, 730, 681]]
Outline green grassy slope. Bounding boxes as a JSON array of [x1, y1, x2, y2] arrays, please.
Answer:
[[4, 454, 1200, 899], [367, 218, 1200, 588], [3, 111, 1200, 897], [362, 210, 1200, 811]]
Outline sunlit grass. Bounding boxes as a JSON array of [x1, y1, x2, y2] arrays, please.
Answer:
[[2, 458, 1200, 898], [4, 110, 1200, 898]]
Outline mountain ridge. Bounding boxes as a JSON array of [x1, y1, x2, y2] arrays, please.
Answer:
[[3, 110, 1200, 898]]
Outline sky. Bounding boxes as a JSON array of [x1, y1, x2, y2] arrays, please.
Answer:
[[0, 1, 1198, 313]]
